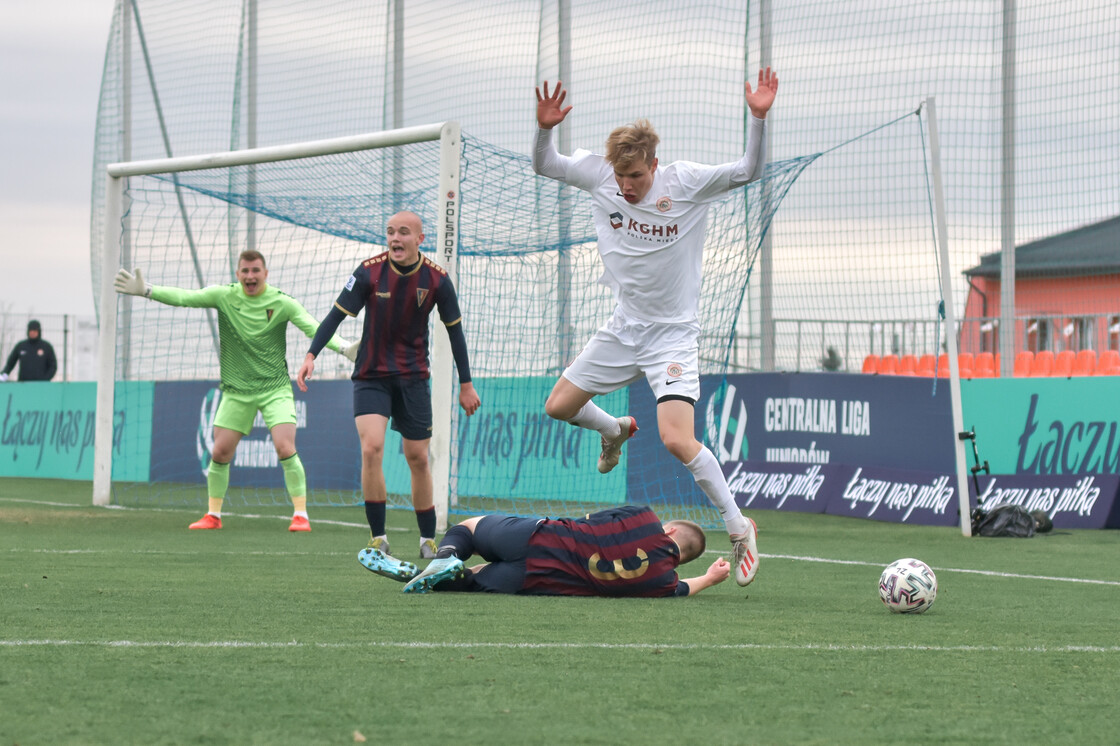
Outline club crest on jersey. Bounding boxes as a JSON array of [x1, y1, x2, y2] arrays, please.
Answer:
[[266, 308, 274, 321], [656, 196, 672, 212], [609, 211, 624, 230], [417, 289, 429, 306], [667, 362, 684, 378]]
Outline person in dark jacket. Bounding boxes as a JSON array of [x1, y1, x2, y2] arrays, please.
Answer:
[[1, 320, 57, 381]]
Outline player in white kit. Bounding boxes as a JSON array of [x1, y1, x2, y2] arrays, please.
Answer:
[[532, 68, 779, 587]]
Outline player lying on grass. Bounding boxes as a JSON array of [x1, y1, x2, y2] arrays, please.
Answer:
[[530, 69, 779, 588], [358, 504, 731, 597], [115, 249, 357, 532]]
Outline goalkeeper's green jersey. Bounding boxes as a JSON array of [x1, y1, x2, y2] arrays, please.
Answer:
[[150, 283, 343, 395]]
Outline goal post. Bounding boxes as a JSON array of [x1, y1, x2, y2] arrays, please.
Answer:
[[93, 122, 461, 509], [924, 97, 973, 537]]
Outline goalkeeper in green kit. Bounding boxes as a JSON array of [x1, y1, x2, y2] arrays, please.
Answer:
[[115, 250, 358, 532]]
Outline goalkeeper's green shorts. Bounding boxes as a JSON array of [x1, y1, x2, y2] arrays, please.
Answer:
[[213, 386, 297, 435]]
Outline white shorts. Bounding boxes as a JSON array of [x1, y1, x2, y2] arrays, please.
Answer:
[[562, 308, 701, 402]]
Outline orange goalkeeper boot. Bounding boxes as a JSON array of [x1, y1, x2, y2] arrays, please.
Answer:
[[189, 513, 222, 530], [289, 515, 311, 532]]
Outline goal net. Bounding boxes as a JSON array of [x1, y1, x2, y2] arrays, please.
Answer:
[[95, 122, 818, 528]]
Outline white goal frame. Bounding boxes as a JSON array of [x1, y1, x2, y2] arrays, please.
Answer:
[[93, 121, 463, 530]]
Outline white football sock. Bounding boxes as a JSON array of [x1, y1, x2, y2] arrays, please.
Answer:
[[686, 446, 749, 536], [568, 400, 620, 437]]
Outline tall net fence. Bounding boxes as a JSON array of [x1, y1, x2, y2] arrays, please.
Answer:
[[92, 0, 1119, 517]]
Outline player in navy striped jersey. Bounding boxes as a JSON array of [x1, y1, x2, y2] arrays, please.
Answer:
[[298, 211, 480, 560], [531, 69, 778, 588], [361, 504, 731, 597]]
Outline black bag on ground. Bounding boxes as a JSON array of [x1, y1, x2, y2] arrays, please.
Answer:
[[970, 504, 1053, 537]]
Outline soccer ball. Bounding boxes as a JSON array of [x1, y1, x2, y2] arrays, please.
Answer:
[[878, 558, 937, 614]]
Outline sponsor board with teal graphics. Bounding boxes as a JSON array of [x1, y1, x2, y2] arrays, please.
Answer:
[[150, 380, 361, 490], [959, 377, 1120, 475], [0, 381, 152, 481], [626, 371, 956, 508], [455, 377, 626, 503], [147, 377, 625, 503]]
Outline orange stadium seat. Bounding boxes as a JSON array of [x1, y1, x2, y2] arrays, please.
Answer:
[[1097, 350, 1120, 376], [1071, 349, 1097, 377], [862, 354, 880, 374], [1029, 350, 1054, 377], [1013, 351, 1034, 377], [958, 353, 974, 379], [936, 354, 950, 378], [1051, 350, 1075, 377], [878, 354, 900, 375], [973, 352, 996, 378], [916, 354, 936, 377], [898, 355, 918, 376]]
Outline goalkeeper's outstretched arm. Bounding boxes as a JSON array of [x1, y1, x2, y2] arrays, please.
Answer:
[[114, 268, 152, 298], [113, 267, 223, 308], [288, 300, 357, 362]]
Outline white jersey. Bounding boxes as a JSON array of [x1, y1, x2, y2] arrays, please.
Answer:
[[533, 116, 767, 324]]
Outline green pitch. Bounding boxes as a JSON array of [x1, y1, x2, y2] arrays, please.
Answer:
[[3, 478, 1118, 745]]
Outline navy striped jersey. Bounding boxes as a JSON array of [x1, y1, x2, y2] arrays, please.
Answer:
[[334, 252, 463, 380], [523, 505, 686, 597]]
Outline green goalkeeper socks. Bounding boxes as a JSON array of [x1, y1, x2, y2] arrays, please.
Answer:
[[280, 453, 307, 500], [207, 459, 231, 500]]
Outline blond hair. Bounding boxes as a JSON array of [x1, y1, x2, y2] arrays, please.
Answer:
[[664, 519, 706, 563], [605, 119, 659, 168]]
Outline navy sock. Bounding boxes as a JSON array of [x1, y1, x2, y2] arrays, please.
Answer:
[[437, 524, 474, 560], [416, 506, 437, 539], [364, 501, 386, 536]]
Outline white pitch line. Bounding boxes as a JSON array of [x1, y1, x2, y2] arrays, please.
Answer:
[[17, 547, 1111, 587], [0, 495, 376, 530], [6, 497, 1118, 586], [766, 553, 1120, 586], [10, 548, 355, 557], [2, 639, 1118, 653]]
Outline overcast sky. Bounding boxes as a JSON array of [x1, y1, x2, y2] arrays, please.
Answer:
[[0, 1, 113, 318]]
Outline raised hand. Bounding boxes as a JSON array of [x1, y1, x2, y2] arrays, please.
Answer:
[[535, 80, 572, 130], [114, 267, 152, 298], [744, 67, 779, 119]]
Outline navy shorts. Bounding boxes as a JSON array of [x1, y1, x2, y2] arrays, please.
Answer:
[[468, 515, 542, 594], [353, 377, 432, 441]]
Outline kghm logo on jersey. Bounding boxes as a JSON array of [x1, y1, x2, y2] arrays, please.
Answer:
[[656, 196, 672, 212], [609, 211, 624, 229]]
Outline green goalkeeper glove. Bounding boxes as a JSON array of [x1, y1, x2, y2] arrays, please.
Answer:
[[341, 340, 360, 363], [114, 268, 152, 298]]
